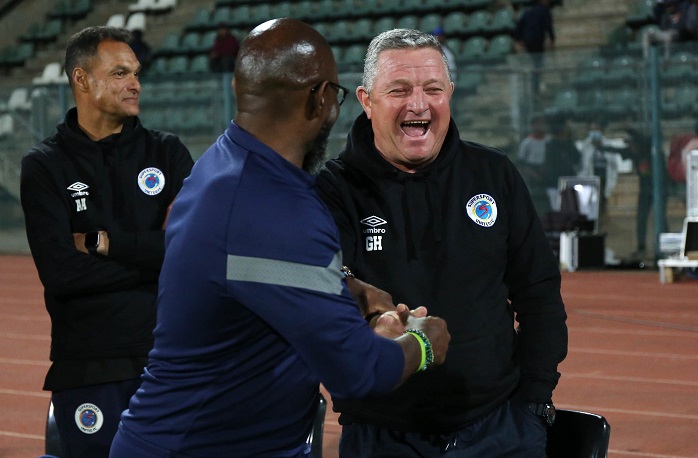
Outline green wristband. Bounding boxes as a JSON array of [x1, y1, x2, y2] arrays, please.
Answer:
[[405, 329, 433, 372]]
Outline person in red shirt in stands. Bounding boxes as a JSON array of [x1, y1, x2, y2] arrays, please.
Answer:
[[210, 23, 239, 73]]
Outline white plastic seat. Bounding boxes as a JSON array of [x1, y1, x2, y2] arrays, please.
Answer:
[[106, 13, 126, 28], [7, 88, 32, 111], [126, 12, 147, 31], [32, 62, 68, 85]]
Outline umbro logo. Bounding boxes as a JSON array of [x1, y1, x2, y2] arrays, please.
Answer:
[[67, 182, 90, 198], [360, 215, 386, 252], [67, 182, 89, 192], [360, 216, 387, 228]]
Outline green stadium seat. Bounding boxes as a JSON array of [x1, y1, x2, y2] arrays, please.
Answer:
[[625, 0, 655, 30], [187, 7, 211, 31], [444, 11, 468, 34], [483, 34, 513, 62], [180, 32, 201, 55], [606, 86, 640, 120], [603, 55, 637, 87], [189, 55, 210, 74], [572, 57, 606, 88], [211, 6, 232, 27], [662, 51, 696, 84], [462, 10, 491, 38], [420, 13, 443, 34], [272, 1, 293, 18], [396, 15, 419, 31], [545, 88, 580, 120], [483, 8, 516, 37], [168, 56, 190, 74], [373, 17, 396, 35], [461, 36, 487, 62], [156, 32, 181, 57]]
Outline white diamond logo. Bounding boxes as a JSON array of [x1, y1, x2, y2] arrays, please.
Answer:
[[360, 216, 387, 228], [67, 182, 89, 192]]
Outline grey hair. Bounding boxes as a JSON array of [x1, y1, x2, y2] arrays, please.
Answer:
[[362, 28, 451, 94]]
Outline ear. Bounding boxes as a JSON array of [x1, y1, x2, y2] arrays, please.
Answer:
[[307, 81, 328, 120], [72, 68, 89, 93], [357, 86, 371, 119]]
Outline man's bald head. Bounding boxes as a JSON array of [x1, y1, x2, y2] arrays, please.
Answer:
[[235, 18, 336, 100]]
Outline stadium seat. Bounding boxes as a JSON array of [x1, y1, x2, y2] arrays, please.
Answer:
[[606, 86, 640, 120], [625, 0, 655, 30], [396, 15, 420, 31], [7, 88, 32, 112], [0, 113, 14, 138], [352, 17, 373, 42], [572, 57, 606, 88], [250, 3, 272, 23], [106, 13, 126, 28], [210, 6, 232, 27], [460, 36, 487, 62], [187, 7, 211, 31], [39, 19, 63, 42], [419, 13, 443, 34], [189, 54, 210, 73], [603, 55, 637, 87], [662, 51, 696, 85], [32, 62, 68, 85], [456, 65, 483, 94], [126, 12, 147, 31], [546, 409, 611, 458], [483, 8, 516, 37], [129, 0, 157, 13], [272, 1, 293, 18], [483, 34, 513, 62], [197, 30, 217, 54], [180, 32, 201, 55], [373, 16, 396, 35], [156, 32, 181, 57], [444, 11, 468, 33], [545, 88, 580, 119], [462, 10, 491, 38], [168, 56, 190, 74], [663, 85, 698, 118], [342, 44, 366, 68]]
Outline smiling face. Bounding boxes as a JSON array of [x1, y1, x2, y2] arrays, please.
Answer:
[[358, 47, 453, 173], [83, 40, 141, 121]]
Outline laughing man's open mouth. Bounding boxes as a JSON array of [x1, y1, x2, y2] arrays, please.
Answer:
[[401, 120, 430, 137]]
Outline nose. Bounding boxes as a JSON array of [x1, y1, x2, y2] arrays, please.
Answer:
[[406, 89, 427, 114]]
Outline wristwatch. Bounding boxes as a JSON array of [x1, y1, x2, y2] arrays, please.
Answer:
[[528, 402, 556, 426], [85, 232, 100, 255]]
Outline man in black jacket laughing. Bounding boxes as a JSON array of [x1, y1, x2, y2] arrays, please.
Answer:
[[317, 28, 567, 457]]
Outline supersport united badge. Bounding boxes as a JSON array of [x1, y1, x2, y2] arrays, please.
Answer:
[[465, 193, 498, 227]]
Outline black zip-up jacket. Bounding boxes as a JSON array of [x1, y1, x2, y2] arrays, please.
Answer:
[[316, 113, 568, 432], [20, 108, 194, 390]]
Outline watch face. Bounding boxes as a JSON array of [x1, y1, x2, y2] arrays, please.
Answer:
[[85, 232, 99, 247]]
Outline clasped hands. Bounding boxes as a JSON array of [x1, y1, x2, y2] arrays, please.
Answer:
[[347, 277, 449, 368]]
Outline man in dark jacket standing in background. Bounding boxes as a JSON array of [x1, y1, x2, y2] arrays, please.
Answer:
[[317, 28, 567, 457], [515, 0, 555, 94], [20, 26, 193, 457]]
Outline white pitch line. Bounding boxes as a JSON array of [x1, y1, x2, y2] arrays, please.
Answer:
[[570, 347, 698, 360], [557, 404, 698, 420], [0, 430, 44, 440], [0, 357, 50, 366], [0, 388, 49, 398], [608, 449, 696, 458], [563, 372, 698, 387]]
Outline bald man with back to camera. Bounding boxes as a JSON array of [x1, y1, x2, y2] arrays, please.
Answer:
[[109, 19, 450, 458]]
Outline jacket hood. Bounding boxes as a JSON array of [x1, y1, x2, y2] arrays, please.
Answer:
[[334, 112, 464, 257], [57, 107, 141, 154]]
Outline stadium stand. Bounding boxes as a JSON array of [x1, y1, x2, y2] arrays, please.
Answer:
[[0, 0, 693, 262]]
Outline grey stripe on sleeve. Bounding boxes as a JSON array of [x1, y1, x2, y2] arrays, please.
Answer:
[[227, 251, 344, 295]]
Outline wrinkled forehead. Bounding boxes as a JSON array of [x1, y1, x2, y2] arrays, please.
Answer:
[[375, 48, 449, 82]]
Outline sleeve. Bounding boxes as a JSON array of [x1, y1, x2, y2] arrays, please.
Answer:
[[20, 152, 156, 297], [109, 138, 194, 271], [503, 158, 568, 403], [315, 163, 360, 269], [225, 186, 403, 399]]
